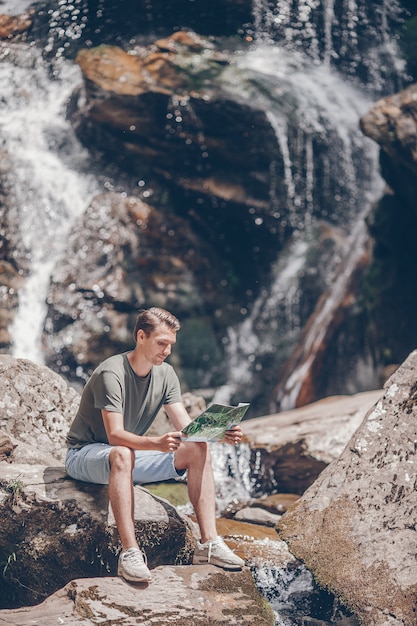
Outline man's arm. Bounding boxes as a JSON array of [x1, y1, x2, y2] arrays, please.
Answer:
[[163, 401, 193, 431], [102, 409, 182, 453]]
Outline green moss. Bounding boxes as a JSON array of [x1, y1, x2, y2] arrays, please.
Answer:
[[144, 481, 189, 507], [199, 570, 275, 624]]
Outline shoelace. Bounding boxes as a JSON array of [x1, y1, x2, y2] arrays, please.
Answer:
[[207, 541, 213, 563], [206, 539, 224, 563], [124, 548, 148, 566]]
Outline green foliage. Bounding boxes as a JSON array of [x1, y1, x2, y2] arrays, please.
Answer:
[[3, 477, 25, 501], [2, 552, 16, 578]]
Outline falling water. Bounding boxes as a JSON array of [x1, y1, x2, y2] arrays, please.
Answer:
[[214, 43, 384, 408], [0, 44, 99, 362], [275, 216, 371, 410], [250, 0, 405, 93]]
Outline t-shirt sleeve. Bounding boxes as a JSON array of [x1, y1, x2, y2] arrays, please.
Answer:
[[93, 369, 124, 413], [164, 366, 183, 405]]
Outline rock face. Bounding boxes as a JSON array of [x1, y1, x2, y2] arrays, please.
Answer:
[[277, 350, 417, 625], [42, 191, 228, 385], [68, 33, 281, 287]]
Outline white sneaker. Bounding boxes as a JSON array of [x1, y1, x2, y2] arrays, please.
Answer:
[[118, 547, 151, 582], [193, 537, 245, 570]]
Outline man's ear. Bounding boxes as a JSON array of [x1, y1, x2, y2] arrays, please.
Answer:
[[136, 329, 145, 343]]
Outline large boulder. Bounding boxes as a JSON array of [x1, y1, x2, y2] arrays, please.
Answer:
[[69, 33, 279, 219], [277, 350, 417, 625], [0, 463, 195, 609], [67, 33, 282, 302]]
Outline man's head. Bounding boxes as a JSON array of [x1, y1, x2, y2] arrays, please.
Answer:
[[133, 307, 180, 343]]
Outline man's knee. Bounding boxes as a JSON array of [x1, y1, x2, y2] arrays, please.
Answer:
[[181, 441, 211, 469], [109, 446, 135, 472]]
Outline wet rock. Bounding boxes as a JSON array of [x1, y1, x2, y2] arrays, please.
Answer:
[[359, 82, 417, 379], [243, 389, 382, 494], [222, 493, 300, 519], [68, 34, 281, 290], [0, 13, 32, 40], [215, 517, 296, 570], [234, 507, 282, 527], [42, 192, 226, 384], [277, 350, 417, 625], [253, 493, 300, 514], [71, 34, 278, 209], [360, 83, 417, 173]]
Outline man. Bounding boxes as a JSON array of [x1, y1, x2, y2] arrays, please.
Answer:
[[66, 306, 245, 583]]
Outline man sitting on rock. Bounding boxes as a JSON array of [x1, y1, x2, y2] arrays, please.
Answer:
[[65, 306, 244, 583]]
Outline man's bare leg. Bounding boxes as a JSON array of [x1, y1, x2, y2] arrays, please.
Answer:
[[108, 446, 138, 550], [175, 442, 218, 543]]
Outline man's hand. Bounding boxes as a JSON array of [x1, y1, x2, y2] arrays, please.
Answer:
[[155, 431, 183, 453], [221, 425, 243, 445]]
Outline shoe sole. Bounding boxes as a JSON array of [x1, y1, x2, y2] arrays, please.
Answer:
[[193, 555, 243, 570], [118, 566, 152, 583]]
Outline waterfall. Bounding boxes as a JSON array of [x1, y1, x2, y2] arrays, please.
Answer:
[[1, 0, 33, 12], [274, 216, 371, 410], [214, 42, 384, 408], [211, 0, 406, 412], [250, 0, 406, 93], [0, 44, 99, 362]]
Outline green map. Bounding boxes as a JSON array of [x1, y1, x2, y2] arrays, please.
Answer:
[[181, 403, 250, 442]]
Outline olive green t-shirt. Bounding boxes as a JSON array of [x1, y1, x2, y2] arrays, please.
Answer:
[[66, 353, 182, 449]]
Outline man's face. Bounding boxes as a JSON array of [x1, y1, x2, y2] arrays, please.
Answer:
[[137, 324, 177, 366]]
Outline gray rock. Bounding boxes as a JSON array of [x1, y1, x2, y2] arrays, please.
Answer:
[[277, 350, 417, 625], [234, 507, 282, 527], [0, 355, 79, 464]]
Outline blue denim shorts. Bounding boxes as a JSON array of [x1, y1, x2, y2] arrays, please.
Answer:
[[66, 443, 185, 485]]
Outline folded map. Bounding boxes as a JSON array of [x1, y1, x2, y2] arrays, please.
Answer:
[[181, 402, 250, 442]]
